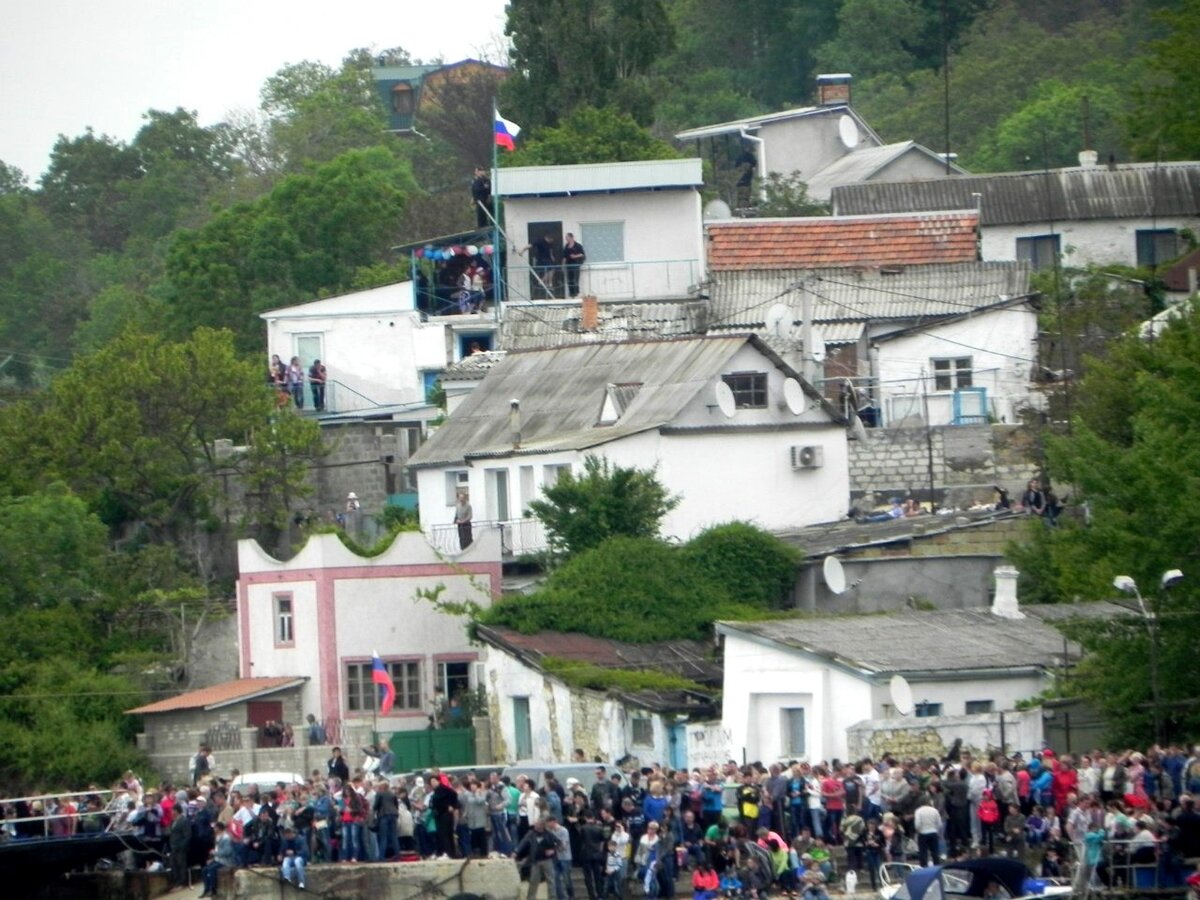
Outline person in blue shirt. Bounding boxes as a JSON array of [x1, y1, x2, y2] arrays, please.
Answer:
[[643, 779, 669, 825]]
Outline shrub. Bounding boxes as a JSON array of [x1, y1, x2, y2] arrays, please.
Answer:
[[681, 522, 802, 610]]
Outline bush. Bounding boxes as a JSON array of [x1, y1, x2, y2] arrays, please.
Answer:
[[681, 522, 802, 610]]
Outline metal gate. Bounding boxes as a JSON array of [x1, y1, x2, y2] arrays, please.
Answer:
[[387, 727, 476, 772]]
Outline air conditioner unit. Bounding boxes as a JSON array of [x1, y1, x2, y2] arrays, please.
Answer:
[[790, 445, 824, 469]]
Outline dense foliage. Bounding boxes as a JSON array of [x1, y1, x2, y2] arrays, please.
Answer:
[[479, 526, 800, 642], [1006, 304, 1200, 743]]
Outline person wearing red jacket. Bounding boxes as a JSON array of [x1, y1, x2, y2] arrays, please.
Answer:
[[693, 860, 719, 900], [1052, 757, 1079, 817]]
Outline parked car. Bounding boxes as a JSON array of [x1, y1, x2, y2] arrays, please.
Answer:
[[501, 763, 628, 793], [228, 772, 306, 795]]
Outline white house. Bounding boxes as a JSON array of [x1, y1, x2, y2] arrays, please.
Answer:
[[708, 259, 1040, 427], [236, 529, 501, 733], [716, 569, 1125, 764], [496, 158, 706, 304], [406, 334, 851, 556], [260, 279, 499, 413], [676, 75, 963, 204], [475, 625, 719, 767], [831, 161, 1200, 270]]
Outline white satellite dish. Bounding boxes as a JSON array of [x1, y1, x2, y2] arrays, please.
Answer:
[[704, 198, 733, 221], [765, 303, 790, 337], [783, 377, 807, 415], [808, 326, 827, 363], [714, 380, 737, 418], [823, 556, 847, 595], [890, 674, 915, 717], [838, 114, 860, 150]]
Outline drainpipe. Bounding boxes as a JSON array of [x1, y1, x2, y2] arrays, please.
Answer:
[[740, 129, 766, 202]]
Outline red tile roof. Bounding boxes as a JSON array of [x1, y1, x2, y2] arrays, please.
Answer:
[[126, 676, 306, 715], [706, 212, 979, 271]]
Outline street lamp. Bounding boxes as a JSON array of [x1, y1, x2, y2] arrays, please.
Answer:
[[1112, 569, 1183, 746]]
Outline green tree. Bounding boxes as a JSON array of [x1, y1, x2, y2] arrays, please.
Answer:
[[506, 106, 680, 167], [237, 410, 326, 555], [38, 128, 142, 251], [1127, 0, 1200, 159], [755, 172, 830, 217], [527, 454, 679, 557], [163, 146, 415, 348], [0, 161, 27, 196], [1007, 304, 1200, 741], [504, 0, 673, 129]]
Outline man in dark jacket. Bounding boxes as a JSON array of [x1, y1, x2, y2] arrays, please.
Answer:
[[327, 747, 350, 783], [374, 780, 401, 860], [579, 810, 609, 900], [167, 798, 192, 890]]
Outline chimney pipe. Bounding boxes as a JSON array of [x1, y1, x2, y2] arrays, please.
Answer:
[[509, 399, 521, 449], [580, 294, 599, 331], [992, 565, 1024, 619], [816, 73, 853, 106]]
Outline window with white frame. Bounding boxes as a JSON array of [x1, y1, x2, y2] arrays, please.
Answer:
[[274, 593, 294, 646], [631, 716, 654, 747], [444, 470, 469, 505], [436, 660, 472, 700], [580, 222, 625, 263], [346, 659, 421, 713], [781, 708, 806, 756], [932, 357, 973, 391], [543, 464, 571, 488]]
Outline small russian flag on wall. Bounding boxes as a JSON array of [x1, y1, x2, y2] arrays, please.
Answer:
[[494, 111, 521, 151], [371, 651, 395, 715]]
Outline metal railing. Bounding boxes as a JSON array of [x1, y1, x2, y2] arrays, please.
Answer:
[[268, 379, 386, 415], [0, 789, 118, 838], [503, 258, 702, 304], [426, 517, 548, 557]]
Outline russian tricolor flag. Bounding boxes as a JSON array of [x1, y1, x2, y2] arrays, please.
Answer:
[[494, 111, 521, 151], [371, 652, 395, 715]]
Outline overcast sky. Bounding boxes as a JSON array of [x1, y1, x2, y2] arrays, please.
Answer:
[[1, 0, 509, 182]]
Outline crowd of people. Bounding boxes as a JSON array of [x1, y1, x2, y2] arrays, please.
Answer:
[[267, 353, 326, 411], [4, 743, 1200, 897]]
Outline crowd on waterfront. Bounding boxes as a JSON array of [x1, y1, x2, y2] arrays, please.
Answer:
[[4, 742, 1200, 897]]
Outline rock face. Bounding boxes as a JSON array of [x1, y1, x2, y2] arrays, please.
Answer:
[[232, 858, 522, 900]]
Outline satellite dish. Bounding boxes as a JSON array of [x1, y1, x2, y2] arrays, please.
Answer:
[[783, 377, 807, 415], [823, 556, 847, 595], [808, 326, 827, 363], [704, 198, 733, 221], [765, 303, 790, 337], [714, 381, 737, 418], [838, 114, 860, 150], [890, 674, 915, 717]]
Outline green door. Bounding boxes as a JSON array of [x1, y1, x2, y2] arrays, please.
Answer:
[[513, 697, 533, 760]]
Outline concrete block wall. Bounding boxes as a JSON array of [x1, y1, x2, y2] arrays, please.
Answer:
[[849, 424, 1039, 509], [846, 708, 1044, 761]]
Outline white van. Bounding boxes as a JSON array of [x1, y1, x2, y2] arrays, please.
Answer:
[[501, 763, 629, 793]]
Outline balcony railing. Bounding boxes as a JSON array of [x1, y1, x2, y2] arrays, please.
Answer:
[[427, 516, 548, 558], [270, 379, 388, 416], [504, 258, 702, 304]]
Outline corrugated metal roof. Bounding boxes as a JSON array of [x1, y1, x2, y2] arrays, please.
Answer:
[[441, 350, 507, 382], [501, 300, 708, 351], [719, 602, 1126, 675], [408, 335, 827, 469], [831, 162, 1200, 225], [675, 104, 882, 145], [805, 142, 966, 199], [707, 261, 1033, 330], [706, 212, 979, 271], [496, 158, 703, 198], [126, 677, 306, 715]]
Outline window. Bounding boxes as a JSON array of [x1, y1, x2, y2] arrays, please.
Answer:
[[965, 700, 994, 714], [437, 660, 471, 700], [781, 708, 806, 756], [722, 372, 768, 408], [932, 357, 973, 391], [1016, 234, 1061, 270], [444, 470, 469, 505], [580, 222, 625, 263], [543, 464, 571, 488], [391, 84, 415, 115], [631, 717, 654, 747], [346, 659, 421, 713], [914, 702, 943, 718], [294, 334, 323, 369], [1136, 229, 1181, 268], [274, 593, 294, 646], [513, 697, 533, 759]]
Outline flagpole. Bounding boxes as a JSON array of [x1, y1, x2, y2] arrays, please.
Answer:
[[492, 100, 503, 316]]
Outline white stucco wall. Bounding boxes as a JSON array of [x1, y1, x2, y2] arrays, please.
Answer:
[[981, 216, 1200, 269], [237, 530, 500, 727], [758, 112, 880, 183], [502, 190, 704, 302], [873, 307, 1039, 426]]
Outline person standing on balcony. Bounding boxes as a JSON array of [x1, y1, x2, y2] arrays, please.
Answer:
[[308, 359, 326, 411], [454, 491, 473, 550], [286, 357, 305, 408], [471, 167, 492, 229], [562, 233, 586, 298], [523, 234, 558, 299]]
